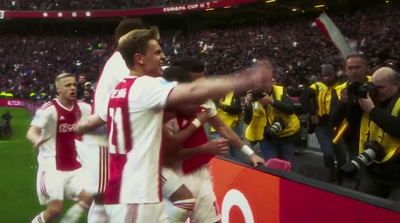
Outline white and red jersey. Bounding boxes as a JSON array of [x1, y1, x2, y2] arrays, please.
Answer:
[[166, 100, 218, 174], [31, 99, 91, 171], [87, 51, 129, 144], [100, 75, 176, 205]]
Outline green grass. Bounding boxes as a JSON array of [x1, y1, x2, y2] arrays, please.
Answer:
[[0, 107, 85, 222]]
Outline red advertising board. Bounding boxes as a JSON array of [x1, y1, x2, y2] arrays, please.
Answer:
[[2, 0, 262, 18], [0, 99, 41, 115], [210, 158, 400, 223]]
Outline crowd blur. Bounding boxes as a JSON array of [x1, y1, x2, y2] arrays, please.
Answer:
[[0, 4, 399, 100], [0, 34, 113, 100]]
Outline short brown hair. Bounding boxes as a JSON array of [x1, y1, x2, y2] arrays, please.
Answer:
[[118, 26, 160, 70], [114, 18, 147, 44], [55, 73, 75, 88]]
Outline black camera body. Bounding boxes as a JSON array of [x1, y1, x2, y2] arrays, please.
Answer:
[[266, 117, 287, 135], [340, 141, 385, 176], [346, 81, 376, 99], [251, 89, 266, 102]]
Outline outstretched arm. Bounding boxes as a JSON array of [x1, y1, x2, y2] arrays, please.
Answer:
[[74, 114, 106, 134], [166, 65, 273, 109]]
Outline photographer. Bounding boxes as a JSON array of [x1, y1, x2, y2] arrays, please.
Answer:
[[330, 55, 371, 159], [349, 67, 400, 200], [300, 64, 347, 182], [244, 78, 300, 164]]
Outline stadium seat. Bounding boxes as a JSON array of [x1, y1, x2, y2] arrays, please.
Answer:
[[265, 158, 292, 171]]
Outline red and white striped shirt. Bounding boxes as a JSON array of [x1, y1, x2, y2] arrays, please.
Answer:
[[31, 99, 91, 171], [101, 76, 176, 204]]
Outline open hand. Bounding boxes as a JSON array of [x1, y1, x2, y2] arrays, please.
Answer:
[[203, 138, 229, 155], [33, 136, 51, 151]]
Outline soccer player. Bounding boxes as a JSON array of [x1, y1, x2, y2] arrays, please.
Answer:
[[75, 18, 147, 223], [26, 73, 92, 223], [162, 65, 265, 223], [77, 26, 271, 222]]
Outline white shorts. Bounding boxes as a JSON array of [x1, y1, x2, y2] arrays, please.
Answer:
[[161, 167, 185, 199], [36, 168, 89, 205], [164, 165, 221, 223], [105, 202, 169, 223], [76, 139, 109, 195]]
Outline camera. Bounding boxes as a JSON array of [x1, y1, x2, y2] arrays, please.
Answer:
[[266, 117, 287, 135], [251, 89, 266, 102], [340, 141, 385, 176], [346, 82, 376, 99]]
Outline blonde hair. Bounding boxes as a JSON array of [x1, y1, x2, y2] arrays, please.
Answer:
[[118, 26, 160, 70], [55, 73, 75, 88]]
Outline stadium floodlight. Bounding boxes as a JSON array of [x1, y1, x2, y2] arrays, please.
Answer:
[[315, 5, 325, 8]]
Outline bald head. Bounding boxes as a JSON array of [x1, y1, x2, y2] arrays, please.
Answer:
[[371, 67, 400, 102]]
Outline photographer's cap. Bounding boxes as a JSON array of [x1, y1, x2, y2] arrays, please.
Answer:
[[321, 64, 335, 76]]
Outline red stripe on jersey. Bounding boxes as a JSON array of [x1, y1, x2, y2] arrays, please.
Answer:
[[53, 100, 81, 171], [39, 101, 54, 111], [104, 153, 127, 205], [107, 78, 135, 154], [176, 111, 214, 174]]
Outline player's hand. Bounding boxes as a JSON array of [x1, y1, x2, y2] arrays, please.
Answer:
[[249, 153, 265, 167], [33, 136, 51, 151], [340, 89, 349, 103], [310, 115, 319, 125], [258, 95, 274, 106], [203, 138, 228, 155], [196, 108, 210, 124]]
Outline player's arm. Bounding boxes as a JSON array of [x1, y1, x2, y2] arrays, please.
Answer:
[[74, 114, 106, 134], [170, 138, 229, 160], [27, 108, 51, 150], [163, 110, 209, 153], [207, 115, 265, 167], [165, 65, 272, 109], [26, 126, 50, 151]]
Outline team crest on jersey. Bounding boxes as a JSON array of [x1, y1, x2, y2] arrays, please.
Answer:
[[75, 111, 81, 121]]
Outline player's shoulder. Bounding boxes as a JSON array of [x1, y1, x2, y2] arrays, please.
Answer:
[[38, 100, 55, 111], [77, 100, 92, 109]]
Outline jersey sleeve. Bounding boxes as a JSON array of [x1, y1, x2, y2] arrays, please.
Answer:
[[129, 76, 177, 112], [78, 101, 92, 118], [202, 100, 218, 118], [31, 107, 52, 128], [93, 52, 129, 119]]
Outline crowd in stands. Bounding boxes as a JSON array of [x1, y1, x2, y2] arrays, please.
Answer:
[[0, 4, 399, 99]]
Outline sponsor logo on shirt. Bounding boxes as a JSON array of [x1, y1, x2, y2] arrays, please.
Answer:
[[59, 123, 76, 133]]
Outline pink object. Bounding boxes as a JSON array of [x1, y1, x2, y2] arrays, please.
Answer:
[[265, 158, 291, 171]]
